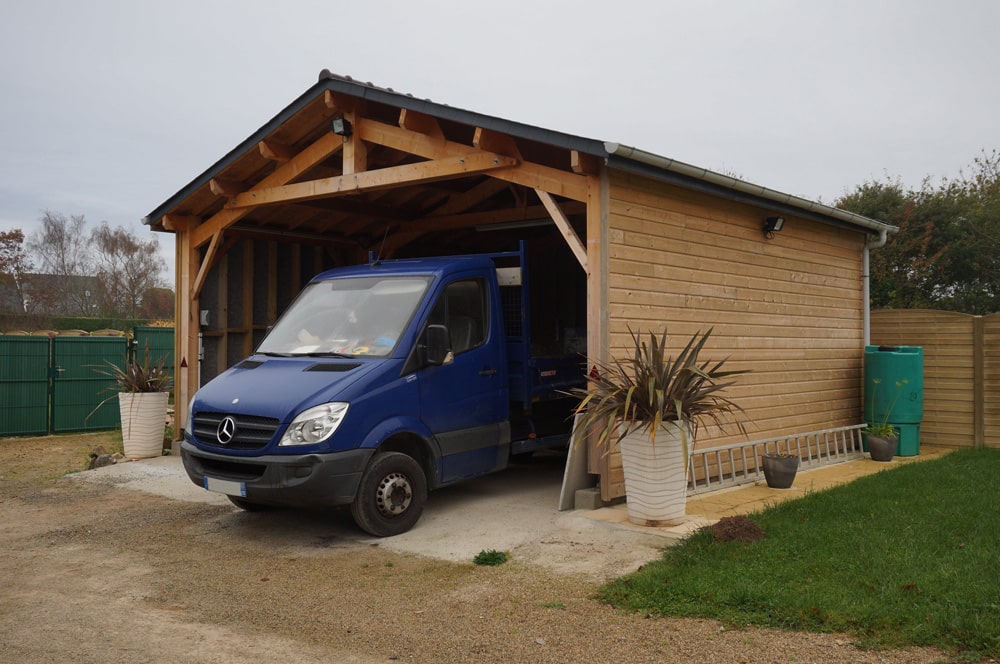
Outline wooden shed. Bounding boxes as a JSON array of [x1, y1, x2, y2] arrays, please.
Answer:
[[144, 70, 895, 500]]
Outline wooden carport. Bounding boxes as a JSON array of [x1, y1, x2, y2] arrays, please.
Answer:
[[145, 70, 895, 501]]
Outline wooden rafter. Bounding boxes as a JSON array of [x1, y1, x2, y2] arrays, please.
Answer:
[[161, 214, 198, 232], [209, 178, 243, 198], [223, 152, 517, 210], [191, 131, 345, 248], [422, 202, 585, 232], [381, 202, 585, 255], [259, 139, 292, 162], [357, 119, 589, 202], [571, 150, 602, 175], [399, 108, 445, 139], [428, 178, 509, 217]]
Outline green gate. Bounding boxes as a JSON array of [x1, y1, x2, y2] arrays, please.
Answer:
[[0, 330, 173, 437], [134, 326, 175, 375], [52, 336, 127, 433], [0, 336, 51, 436]]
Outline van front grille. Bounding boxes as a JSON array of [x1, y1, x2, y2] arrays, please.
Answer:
[[192, 412, 279, 450]]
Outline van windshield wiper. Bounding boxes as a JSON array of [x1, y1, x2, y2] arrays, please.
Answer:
[[258, 350, 354, 358], [302, 351, 353, 358]]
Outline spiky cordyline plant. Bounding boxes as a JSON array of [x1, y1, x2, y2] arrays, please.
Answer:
[[96, 344, 173, 393], [86, 344, 172, 423], [568, 327, 749, 449]]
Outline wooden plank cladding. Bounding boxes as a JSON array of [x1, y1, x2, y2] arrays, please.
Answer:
[[606, 171, 867, 452], [871, 309, 999, 449]]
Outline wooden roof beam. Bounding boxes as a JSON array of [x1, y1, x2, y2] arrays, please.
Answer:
[[259, 139, 293, 162], [224, 152, 517, 209], [191, 131, 345, 248], [572, 150, 602, 175], [341, 101, 367, 176], [473, 127, 521, 158], [421, 201, 585, 232], [380, 201, 585, 255], [209, 178, 244, 198], [427, 178, 509, 217], [324, 90, 355, 113], [356, 118, 588, 202], [161, 214, 199, 232], [536, 189, 588, 274], [399, 109, 445, 140]]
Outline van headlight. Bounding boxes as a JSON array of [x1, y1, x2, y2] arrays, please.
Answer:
[[279, 403, 349, 446]]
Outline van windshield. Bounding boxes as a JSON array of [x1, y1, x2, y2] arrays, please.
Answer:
[[257, 276, 432, 357]]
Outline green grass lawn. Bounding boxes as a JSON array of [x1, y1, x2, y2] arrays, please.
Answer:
[[599, 448, 1000, 659]]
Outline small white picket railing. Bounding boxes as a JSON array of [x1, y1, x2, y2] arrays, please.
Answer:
[[687, 424, 867, 495]]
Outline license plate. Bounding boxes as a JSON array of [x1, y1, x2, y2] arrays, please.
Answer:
[[204, 477, 246, 497]]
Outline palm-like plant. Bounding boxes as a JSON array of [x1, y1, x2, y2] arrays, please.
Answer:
[[568, 327, 748, 449], [86, 344, 172, 425], [94, 344, 173, 393]]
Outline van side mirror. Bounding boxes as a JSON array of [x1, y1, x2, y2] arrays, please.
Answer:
[[425, 324, 454, 366]]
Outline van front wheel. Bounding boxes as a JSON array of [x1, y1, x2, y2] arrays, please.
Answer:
[[351, 452, 427, 537]]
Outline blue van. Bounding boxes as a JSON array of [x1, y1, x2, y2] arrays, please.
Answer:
[[181, 244, 584, 536]]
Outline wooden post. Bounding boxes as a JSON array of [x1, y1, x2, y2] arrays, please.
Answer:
[[974, 315, 985, 448]]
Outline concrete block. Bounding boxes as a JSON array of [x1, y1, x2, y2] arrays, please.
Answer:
[[574, 487, 603, 511]]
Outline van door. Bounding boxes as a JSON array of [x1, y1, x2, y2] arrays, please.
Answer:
[[418, 277, 508, 482]]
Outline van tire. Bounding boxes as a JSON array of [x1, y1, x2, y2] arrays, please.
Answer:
[[351, 452, 427, 537]]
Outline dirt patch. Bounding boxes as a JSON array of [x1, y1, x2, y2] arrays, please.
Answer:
[[711, 515, 767, 543], [0, 433, 950, 663]]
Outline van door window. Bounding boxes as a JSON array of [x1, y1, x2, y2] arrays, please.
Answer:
[[428, 279, 486, 354]]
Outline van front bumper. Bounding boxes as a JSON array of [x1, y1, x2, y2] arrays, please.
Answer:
[[180, 440, 374, 508]]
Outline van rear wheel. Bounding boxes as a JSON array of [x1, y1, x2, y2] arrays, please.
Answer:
[[351, 452, 427, 537]]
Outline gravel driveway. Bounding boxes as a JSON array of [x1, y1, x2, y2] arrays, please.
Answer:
[[0, 433, 949, 663]]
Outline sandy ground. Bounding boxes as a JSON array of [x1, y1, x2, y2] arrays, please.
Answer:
[[0, 433, 953, 663]]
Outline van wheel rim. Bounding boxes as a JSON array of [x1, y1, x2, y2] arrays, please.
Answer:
[[375, 472, 412, 516]]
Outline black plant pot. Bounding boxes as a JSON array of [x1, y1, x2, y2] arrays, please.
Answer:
[[866, 434, 897, 462], [762, 454, 800, 489]]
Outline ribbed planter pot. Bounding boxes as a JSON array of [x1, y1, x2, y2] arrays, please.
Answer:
[[866, 434, 897, 462], [118, 391, 169, 460], [762, 454, 800, 489], [618, 422, 690, 527]]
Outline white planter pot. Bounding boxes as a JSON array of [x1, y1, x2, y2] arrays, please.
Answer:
[[618, 421, 691, 527], [118, 391, 169, 460]]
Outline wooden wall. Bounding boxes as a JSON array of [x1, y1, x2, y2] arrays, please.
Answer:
[[198, 238, 341, 384], [871, 309, 999, 448], [601, 170, 868, 497]]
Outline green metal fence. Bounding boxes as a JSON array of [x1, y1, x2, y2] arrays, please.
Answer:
[[0, 328, 174, 437], [134, 326, 175, 375], [52, 336, 127, 433], [0, 336, 50, 436]]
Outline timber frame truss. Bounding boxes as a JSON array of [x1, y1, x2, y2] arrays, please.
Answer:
[[163, 88, 608, 438]]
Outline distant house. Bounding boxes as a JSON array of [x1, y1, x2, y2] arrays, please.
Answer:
[[144, 70, 895, 500], [0, 275, 24, 314], [18, 274, 101, 317]]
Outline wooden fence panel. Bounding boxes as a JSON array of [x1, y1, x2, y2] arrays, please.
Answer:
[[983, 314, 1000, 446], [871, 309, 997, 449]]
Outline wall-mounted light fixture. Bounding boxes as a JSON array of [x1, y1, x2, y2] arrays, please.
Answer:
[[763, 216, 785, 239], [331, 114, 352, 137]]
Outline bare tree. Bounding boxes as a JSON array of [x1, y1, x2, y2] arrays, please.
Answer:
[[91, 222, 166, 319], [0, 228, 33, 313], [26, 211, 98, 315]]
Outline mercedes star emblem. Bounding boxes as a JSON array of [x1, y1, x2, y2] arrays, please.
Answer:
[[217, 416, 237, 445]]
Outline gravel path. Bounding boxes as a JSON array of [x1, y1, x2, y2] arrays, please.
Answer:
[[0, 434, 953, 663]]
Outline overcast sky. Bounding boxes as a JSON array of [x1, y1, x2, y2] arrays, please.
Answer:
[[1, 0, 997, 280]]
